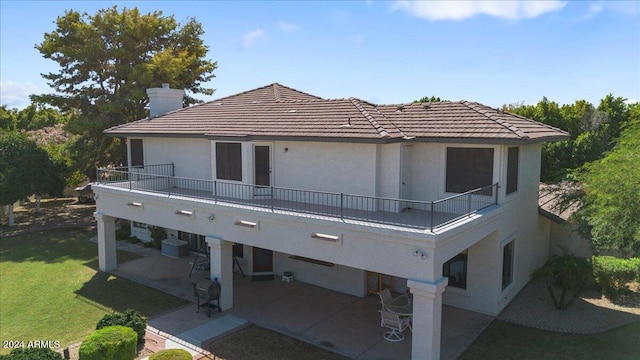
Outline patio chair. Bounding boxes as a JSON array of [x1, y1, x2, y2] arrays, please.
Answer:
[[376, 288, 394, 310], [379, 309, 411, 342]]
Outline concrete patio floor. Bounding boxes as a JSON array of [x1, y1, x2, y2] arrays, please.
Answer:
[[109, 241, 493, 359]]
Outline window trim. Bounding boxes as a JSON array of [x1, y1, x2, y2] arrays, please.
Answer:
[[502, 240, 515, 290], [443, 250, 468, 290], [506, 147, 519, 195]]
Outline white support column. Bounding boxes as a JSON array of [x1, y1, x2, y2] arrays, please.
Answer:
[[407, 277, 448, 360], [206, 236, 233, 311], [94, 212, 117, 271]]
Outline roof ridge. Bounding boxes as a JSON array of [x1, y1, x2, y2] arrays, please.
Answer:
[[460, 101, 529, 139], [349, 97, 389, 139], [273, 83, 281, 101]]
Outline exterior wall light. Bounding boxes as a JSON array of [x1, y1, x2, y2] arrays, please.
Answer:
[[126, 201, 143, 207], [175, 210, 193, 216], [235, 220, 258, 228], [413, 249, 428, 260], [311, 232, 341, 243]]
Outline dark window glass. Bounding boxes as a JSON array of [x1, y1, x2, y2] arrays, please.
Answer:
[[443, 250, 468, 289], [506, 147, 519, 195], [130, 139, 144, 167], [446, 148, 494, 193], [233, 243, 244, 258], [502, 241, 515, 290], [216, 142, 242, 181]]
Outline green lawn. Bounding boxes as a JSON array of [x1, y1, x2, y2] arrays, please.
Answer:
[[460, 320, 640, 360], [0, 229, 187, 354]]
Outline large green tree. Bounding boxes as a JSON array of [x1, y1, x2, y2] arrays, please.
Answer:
[[574, 118, 640, 256], [503, 95, 634, 183], [0, 132, 67, 225], [33, 6, 217, 178]]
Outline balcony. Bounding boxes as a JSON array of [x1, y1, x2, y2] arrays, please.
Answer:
[[96, 164, 499, 232]]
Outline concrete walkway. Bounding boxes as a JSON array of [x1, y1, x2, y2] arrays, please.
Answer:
[[109, 240, 493, 360]]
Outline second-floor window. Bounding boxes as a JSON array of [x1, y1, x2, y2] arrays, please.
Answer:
[[506, 147, 519, 195], [130, 139, 144, 167], [446, 147, 494, 193], [216, 142, 242, 181]]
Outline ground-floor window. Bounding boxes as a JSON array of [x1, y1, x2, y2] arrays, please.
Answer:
[[233, 243, 244, 258], [443, 250, 468, 289], [178, 231, 206, 252], [132, 221, 147, 229], [502, 240, 515, 290]]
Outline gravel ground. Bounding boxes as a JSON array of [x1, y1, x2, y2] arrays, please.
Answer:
[[498, 278, 639, 334]]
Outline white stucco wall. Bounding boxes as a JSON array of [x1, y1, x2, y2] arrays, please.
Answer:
[[271, 141, 377, 196], [276, 252, 366, 297], [143, 137, 212, 180]]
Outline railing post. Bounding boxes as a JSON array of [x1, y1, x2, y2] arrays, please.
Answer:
[[468, 190, 472, 216], [270, 186, 274, 211], [171, 162, 175, 177], [167, 175, 171, 197], [214, 180, 217, 203], [129, 170, 132, 190], [430, 201, 435, 232], [340, 193, 344, 220], [494, 183, 499, 205]]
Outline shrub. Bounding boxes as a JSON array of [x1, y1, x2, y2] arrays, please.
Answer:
[[149, 348, 192, 360], [127, 235, 140, 244], [78, 325, 136, 360], [148, 226, 167, 249], [96, 309, 147, 343], [532, 247, 592, 310], [592, 256, 640, 296], [115, 220, 131, 240], [1, 347, 63, 360]]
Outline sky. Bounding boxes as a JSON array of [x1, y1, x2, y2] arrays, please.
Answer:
[[1, 0, 639, 110]]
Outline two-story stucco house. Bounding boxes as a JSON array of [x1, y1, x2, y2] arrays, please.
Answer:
[[92, 83, 568, 359]]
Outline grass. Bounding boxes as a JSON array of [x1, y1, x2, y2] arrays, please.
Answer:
[[0, 228, 188, 354], [209, 325, 349, 360], [459, 320, 640, 360]]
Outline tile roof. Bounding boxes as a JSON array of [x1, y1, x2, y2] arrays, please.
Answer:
[[105, 83, 569, 144]]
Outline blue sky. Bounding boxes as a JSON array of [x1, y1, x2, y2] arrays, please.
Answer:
[[1, 0, 639, 110]]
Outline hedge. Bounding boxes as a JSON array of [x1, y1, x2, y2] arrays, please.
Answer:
[[592, 256, 640, 296], [96, 309, 147, 343], [149, 348, 192, 360], [78, 325, 137, 360], [0, 347, 63, 360]]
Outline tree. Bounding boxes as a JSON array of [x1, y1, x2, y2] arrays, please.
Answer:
[[0, 132, 67, 225], [414, 95, 448, 103], [34, 6, 217, 178], [573, 119, 640, 256]]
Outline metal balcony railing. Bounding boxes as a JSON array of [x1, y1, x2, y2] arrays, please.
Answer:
[[96, 164, 499, 231]]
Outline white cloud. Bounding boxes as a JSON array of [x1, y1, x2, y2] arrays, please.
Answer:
[[581, 3, 603, 20], [243, 28, 266, 48], [0, 81, 38, 109], [391, 0, 567, 21], [276, 21, 299, 32]]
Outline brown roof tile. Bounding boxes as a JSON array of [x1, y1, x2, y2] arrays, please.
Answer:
[[105, 83, 569, 143]]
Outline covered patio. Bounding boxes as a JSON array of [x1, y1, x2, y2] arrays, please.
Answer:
[[108, 240, 493, 359]]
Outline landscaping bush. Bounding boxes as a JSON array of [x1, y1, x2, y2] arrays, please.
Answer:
[[148, 226, 167, 249], [78, 325, 137, 360], [96, 309, 148, 343], [127, 235, 140, 244], [592, 256, 640, 297], [115, 220, 131, 240], [149, 348, 192, 360], [532, 247, 592, 309], [0, 347, 63, 360]]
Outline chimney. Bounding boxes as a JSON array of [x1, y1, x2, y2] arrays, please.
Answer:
[[146, 83, 185, 117]]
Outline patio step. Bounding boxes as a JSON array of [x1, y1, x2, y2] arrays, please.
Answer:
[[171, 314, 249, 348]]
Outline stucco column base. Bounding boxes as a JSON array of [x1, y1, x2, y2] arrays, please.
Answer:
[[206, 236, 234, 311], [407, 277, 448, 360], [94, 212, 117, 271]]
